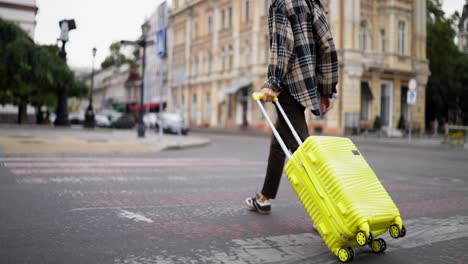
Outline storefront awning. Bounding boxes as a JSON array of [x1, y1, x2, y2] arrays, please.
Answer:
[[129, 102, 166, 112], [223, 80, 252, 94], [361, 82, 374, 100]]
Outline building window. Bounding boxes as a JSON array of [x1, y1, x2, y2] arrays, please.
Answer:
[[181, 94, 185, 109], [228, 7, 233, 28], [204, 92, 211, 121], [359, 21, 369, 51], [228, 45, 233, 70], [264, 35, 269, 64], [398, 21, 406, 55], [200, 54, 205, 75], [380, 29, 386, 53], [245, 0, 251, 22], [193, 57, 198, 76], [221, 9, 226, 30], [464, 18, 468, 32], [221, 47, 226, 72], [191, 93, 198, 121], [360, 82, 373, 121], [264, 0, 270, 16], [192, 19, 198, 40], [244, 40, 251, 65], [208, 52, 213, 74], [207, 15, 213, 34]]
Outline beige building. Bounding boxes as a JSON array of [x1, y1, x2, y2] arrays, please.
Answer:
[[459, 0, 468, 53], [0, 0, 38, 39], [167, 0, 430, 135]]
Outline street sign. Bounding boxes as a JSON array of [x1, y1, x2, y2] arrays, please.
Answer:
[[409, 78, 417, 91], [407, 90, 417, 105], [156, 29, 166, 58]]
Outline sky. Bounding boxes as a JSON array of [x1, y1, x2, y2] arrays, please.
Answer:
[[35, 0, 165, 70], [34, 0, 466, 69]]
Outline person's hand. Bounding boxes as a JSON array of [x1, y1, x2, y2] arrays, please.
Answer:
[[260, 88, 279, 102], [320, 97, 333, 115]]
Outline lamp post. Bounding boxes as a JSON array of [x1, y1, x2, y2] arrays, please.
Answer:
[[84, 47, 97, 128], [121, 22, 153, 138], [54, 19, 76, 127]]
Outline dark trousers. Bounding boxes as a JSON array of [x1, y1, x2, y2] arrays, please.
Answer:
[[261, 92, 309, 199]]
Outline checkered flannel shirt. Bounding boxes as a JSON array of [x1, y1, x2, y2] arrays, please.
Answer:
[[263, 0, 338, 115]]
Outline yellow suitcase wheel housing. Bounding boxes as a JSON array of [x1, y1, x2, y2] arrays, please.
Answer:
[[338, 248, 354, 263], [355, 231, 369, 246]]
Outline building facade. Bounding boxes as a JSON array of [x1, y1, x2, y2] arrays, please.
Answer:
[[145, 1, 169, 107], [0, 0, 38, 39], [167, 0, 430, 134], [459, 0, 468, 53], [89, 65, 138, 111]]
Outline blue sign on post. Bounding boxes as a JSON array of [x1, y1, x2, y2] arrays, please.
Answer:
[[407, 90, 417, 105], [156, 29, 166, 58]]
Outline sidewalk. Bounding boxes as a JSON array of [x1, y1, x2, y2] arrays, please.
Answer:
[[191, 126, 466, 150], [0, 125, 210, 156]]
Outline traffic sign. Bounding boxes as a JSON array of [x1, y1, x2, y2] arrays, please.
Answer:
[[409, 78, 417, 91], [407, 90, 417, 105]]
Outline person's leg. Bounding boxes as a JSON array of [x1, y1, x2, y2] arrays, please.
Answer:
[[260, 92, 309, 200]]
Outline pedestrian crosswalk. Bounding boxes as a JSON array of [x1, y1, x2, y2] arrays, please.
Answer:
[[2, 155, 468, 263]]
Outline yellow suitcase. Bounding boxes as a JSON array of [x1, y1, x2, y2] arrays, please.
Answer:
[[253, 93, 406, 263]]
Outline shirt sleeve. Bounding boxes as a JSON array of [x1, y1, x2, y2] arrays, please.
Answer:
[[262, 4, 295, 93], [312, 6, 338, 98]]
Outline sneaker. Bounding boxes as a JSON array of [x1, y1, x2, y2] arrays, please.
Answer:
[[245, 195, 271, 214]]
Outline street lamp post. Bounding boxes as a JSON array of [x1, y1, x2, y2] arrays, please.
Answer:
[[54, 19, 76, 127], [121, 22, 153, 138], [84, 47, 97, 128]]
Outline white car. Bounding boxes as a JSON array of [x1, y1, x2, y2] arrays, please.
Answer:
[[143, 113, 158, 128], [95, 114, 111, 127]]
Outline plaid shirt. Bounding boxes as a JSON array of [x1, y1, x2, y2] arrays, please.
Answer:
[[263, 0, 338, 115]]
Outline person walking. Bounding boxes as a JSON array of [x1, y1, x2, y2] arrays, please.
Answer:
[[245, 0, 338, 214]]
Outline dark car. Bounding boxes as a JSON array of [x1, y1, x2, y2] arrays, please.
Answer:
[[111, 113, 136, 129], [156, 112, 189, 135]]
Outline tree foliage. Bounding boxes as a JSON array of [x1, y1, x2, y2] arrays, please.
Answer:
[[0, 18, 89, 123], [426, 0, 468, 125], [100, 41, 140, 69]]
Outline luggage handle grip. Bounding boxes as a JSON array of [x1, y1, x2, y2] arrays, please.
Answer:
[[252, 93, 303, 150]]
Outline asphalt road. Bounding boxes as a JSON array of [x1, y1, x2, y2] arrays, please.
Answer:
[[1, 133, 468, 264]]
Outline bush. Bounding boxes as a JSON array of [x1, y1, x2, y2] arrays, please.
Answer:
[[373, 116, 382, 130], [397, 115, 406, 131]]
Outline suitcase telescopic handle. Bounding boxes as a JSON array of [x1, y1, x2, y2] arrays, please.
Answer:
[[252, 92, 304, 159]]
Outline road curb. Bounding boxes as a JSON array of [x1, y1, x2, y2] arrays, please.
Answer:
[[161, 138, 211, 151]]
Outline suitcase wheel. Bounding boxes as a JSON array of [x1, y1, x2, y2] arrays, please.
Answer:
[[389, 224, 401, 239], [370, 238, 387, 253], [338, 247, 354, 263], [400, 225, 406, 237], [355, 231, 370, 246]]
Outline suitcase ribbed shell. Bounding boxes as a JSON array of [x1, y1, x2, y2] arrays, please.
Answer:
[[285, 136, 402, 256]]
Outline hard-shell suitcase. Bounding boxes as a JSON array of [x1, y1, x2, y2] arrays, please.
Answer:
[[252, 93, 406, 263]]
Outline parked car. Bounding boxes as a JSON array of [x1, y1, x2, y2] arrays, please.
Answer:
[[95, 114, 111, 128], [156, 112, 188, 135], [68, 111, 85, 125], [111, 113, 136, 129], [96, 109, 122, 124], [143, 113, 158, 128]]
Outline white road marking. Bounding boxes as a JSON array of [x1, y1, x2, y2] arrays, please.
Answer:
[[117, 209, 154, 224], [16, 174, 264, 184]]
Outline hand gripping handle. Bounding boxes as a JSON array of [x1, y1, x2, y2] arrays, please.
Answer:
[[252, 92, 303, 159]]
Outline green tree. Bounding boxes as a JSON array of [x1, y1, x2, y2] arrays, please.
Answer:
[[0, 18, 89, 124], [426, 0, 468, 126], [101, 41, 140, 69], [101, 42, 127, 69]]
